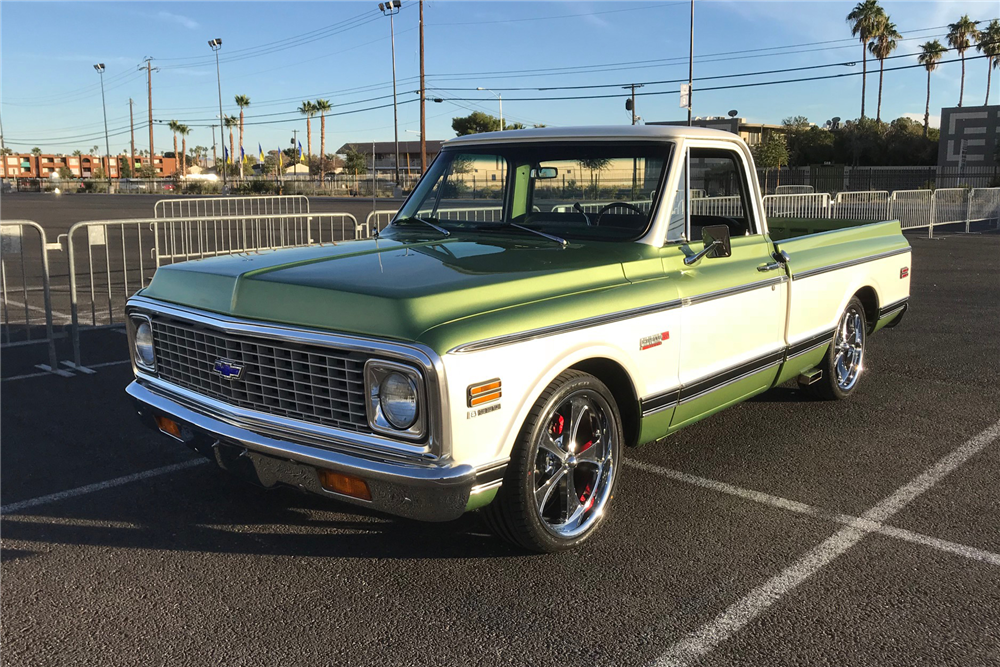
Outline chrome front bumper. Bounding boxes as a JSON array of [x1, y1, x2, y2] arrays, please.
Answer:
[[127, 381, 504, 522]]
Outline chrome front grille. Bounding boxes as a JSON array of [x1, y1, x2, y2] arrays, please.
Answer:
[[151, 317, 370, 432]]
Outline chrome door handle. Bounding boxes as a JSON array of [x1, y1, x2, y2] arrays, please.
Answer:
[[757, 262, 783, 272]]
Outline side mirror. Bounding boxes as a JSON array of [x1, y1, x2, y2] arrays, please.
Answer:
[[701, 224, 732, 258], [684, 224, 732, 266]]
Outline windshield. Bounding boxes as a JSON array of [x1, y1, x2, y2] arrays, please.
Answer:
[[392, 142, 671, 242]]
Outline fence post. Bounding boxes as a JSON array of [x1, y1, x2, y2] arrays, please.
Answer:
[[965, 189, 973, 233], [63, 223, 95, 374], [927, 188, 937, 239]]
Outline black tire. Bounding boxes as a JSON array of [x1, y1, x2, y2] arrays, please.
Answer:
[[808, 296, 867, 400], [481, 370, 622, 553]]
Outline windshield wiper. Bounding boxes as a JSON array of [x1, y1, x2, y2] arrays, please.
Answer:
[[395, 215, 450, 237], [508, 223, 568, 247]]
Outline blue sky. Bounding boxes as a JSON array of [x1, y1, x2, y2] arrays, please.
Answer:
[[2, 0, 997, 156]]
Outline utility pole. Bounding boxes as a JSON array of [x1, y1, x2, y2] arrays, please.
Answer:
[[379, 1, 401, 187], [141, 58, 157, 170], [291, 129, 299, 164], [623, 83, 643, 125], [208, 39, 226, 192], [94, 64, 112, 191], [128, 98, 136, 177], [687, 0, 694, 126], [419, 0, 427, 173]]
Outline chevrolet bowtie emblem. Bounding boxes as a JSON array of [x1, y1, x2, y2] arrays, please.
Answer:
[[213, 359, 244, 380]]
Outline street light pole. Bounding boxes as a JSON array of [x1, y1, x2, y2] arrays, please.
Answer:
[[94, 64, 112, 191], [379, 1, 402, 188], [476, 87, 503, 130], [687, 0, 694, 126], [208, 38, 227, 192]]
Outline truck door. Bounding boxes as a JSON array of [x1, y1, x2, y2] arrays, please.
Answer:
[[663, 144, 788, 429]]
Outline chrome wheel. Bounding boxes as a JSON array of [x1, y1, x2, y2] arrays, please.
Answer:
[[834, 305, 865, 392], [533, 389, 616, 539]]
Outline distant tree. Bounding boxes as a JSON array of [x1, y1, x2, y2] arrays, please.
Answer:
[[72, 149, 82, 157], [868, 15, 901, 122], [0, 147, 11, 156], [178, 125, 191, 177], [578, 157, 612, 198], [532, 124, 548, 128], [343, 147, 369, 175], [224, 115, 238, 177], [57, 165, 73, 180], [234, 94, 250, 170], [918, 40, 947, 137], [506, 122, 526, 130], [168, 120, 181, 173], [452, 111, 502, 136], [119, 160, 134, 178], [451, 155, 474, 174], [91, 145, 100, 155], [315, 99, 332, 176], [92, 166, 106, 181], [977, 19, 1000, 105], [751, 134, 789, 190], [847, 0, 886, 119], [298, 100, 317, 168], [947, 14, 981, 107], [784, 121, 835, 167], [137, 163, 157, 178], [31, 147, 42, 156]]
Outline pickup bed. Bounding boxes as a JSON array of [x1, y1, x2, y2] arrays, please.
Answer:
[[125, 125, 910, 552]]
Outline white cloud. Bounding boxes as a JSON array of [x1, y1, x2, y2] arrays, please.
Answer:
[[156, 11, 199, 30], [902, 111, 940, 128]]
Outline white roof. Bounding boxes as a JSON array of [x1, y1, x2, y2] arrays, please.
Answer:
[[444, 124, 738, 147]]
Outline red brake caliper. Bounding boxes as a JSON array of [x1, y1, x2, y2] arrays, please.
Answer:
[[550, 414, 564, 438]]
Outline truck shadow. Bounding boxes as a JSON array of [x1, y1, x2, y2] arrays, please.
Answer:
[[749, 386, 815, 404], [0, 465, 525, 560]]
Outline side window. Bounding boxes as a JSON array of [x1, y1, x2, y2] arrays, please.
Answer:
[[688, 148, 757, 237]]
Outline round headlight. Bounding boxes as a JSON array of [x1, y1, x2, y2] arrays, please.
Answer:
[[379, 372, 418, 429], [134, 321, 155, 368]]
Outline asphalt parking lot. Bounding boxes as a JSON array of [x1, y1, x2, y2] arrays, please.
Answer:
[[2, 229, 999, 666]]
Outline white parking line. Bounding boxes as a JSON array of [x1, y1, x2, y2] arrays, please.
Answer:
[[1, 358, 131, 382], [1, 296, 74, 324], [0, 459, 209, 515], [625, 460, 1000, 567], [644, 417, 1000, 667]]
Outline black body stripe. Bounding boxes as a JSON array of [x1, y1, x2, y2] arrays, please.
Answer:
[[791, 247, 911, 281], [879, 297, 909, 319], [787, 328, 835, 358]]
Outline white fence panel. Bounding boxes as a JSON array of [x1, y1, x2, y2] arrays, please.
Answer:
[[774, 185, 815, 195], [763, 193, 831, 219], [691, 196, 743, 217], [154, 195, 310, 220], [889, 190, 933, 230], [832, 191, 890, 221], [968, 188, 1000, 227], [932, 188, 969, 227]]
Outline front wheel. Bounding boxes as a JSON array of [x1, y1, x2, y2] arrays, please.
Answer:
[[482, 370, 622, 552], [809, 296, 867, 400]]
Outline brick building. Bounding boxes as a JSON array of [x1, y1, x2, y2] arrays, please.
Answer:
[[1, 153, 178, 179]]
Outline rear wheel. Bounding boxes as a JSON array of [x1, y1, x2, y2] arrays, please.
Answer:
[[482, 370, 621, 552], [809, 296, 867, 400]]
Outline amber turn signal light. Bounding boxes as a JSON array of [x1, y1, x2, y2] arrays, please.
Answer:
[[317, 470, 372, 501], [467, 378, 502, 407], [154, 415, 182, 439]]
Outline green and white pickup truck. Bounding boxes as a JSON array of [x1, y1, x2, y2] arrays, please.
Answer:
[[125, 126, 910, 552]]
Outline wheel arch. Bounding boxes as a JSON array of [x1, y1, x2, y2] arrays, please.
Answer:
[[852, 285, 880, 333], [569, 357, 641, 448]]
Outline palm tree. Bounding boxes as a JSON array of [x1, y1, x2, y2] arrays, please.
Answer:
[[72, 149, 82, 157], [847, 0, 885, 119], [314, 99, 332, 178], [234, 95, 250, 177], [868, 16, 900, 122], [223, 115, 238, 177], [948, 15, 981, 107], [918, 40, 947, 138], [168, 120, 181, 168], [977, 19, 1000, 105], [298, 101, 317, 170], [31, 147, 42, 156], [177, 125, 191, 177]]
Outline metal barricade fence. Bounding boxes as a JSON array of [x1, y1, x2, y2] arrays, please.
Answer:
[[691, 196, 743, 217], [763, 193, 831, 219], [774, 185, 815, 195], [366, 210, 398, 233], [931, 188, 969, 230], [888, 190, 933, 230], [152, 212, 361, 264], [832, 191, 890, 221], [154, 194, 310, 220], [65, 212, 363, 371], [0, 220, 67, 375], [968, 188, 1000, 230]]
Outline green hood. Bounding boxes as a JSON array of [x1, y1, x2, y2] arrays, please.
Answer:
[[139, 234, 640, 343]]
